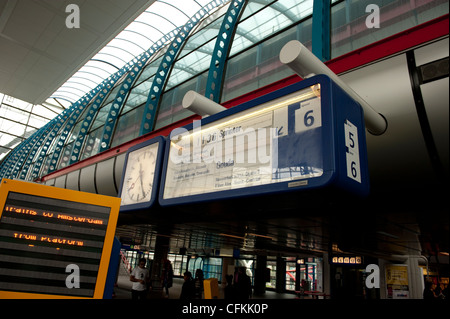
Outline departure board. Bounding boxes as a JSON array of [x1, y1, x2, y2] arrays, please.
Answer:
[[0, 179, 120, 299], [162, 86, 324, 200], [159, 74, 369, 206]]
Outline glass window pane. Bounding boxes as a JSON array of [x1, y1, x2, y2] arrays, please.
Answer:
[[230, 0, 313, 56], [0, 133, 17, 146], [167, 42, 214, 90], [123, 78, 153, 111], [111, 106, 144, 148], [0, 117, 26, 136], [32, 104, 60, 120], [81, 128, 103, 160], [90, 102, 112, 131], [57, 142, 75, 170], [136, 56, 164, 85], [222, 21, 311, 102], [155, 74, 207, 130], [165, 12, 226, 90], [331, 0, 449, 58], [0, 105, 29, 123], [28, 114, 50, 129]]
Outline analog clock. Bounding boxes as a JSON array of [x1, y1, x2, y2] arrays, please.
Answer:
[[118, 137, 164, 211]]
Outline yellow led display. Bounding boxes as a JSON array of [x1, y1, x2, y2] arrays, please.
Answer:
[[0, 179, 120, 299]]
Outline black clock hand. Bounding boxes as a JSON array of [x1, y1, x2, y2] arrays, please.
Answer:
[[139, 162, 146, 198]]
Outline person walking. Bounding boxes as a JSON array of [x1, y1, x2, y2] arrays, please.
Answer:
[[130, 258, 150, 300]]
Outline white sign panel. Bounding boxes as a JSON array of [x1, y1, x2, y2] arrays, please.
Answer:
[[344, 120, 361, 183], [162, 86, 324, 200]]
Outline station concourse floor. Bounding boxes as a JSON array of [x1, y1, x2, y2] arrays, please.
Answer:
[[113, 274, 299, 300]]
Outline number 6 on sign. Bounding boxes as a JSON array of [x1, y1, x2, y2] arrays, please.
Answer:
[[295, 98, 322, 133], [345, 120, 361, 183]]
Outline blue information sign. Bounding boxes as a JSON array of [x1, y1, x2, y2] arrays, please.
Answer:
[[159, 75, 369, 206]]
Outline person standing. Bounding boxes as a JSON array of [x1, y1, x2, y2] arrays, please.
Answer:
[[161, 259, 174, 298], [234, 267, 252, 299], [180, 271, 196, 299], [194, 269, 204, 299], [130, 258, 150, 300]]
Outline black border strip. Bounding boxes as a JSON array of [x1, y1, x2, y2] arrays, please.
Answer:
[[406, 50, 446, 184]]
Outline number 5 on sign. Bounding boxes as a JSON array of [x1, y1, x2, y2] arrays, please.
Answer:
[[295, 98, 322, 133], [345, 120, 361, 183]]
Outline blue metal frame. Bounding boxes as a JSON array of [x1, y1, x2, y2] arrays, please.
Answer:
[[26, 110, 72, 179], [2, 0, 337, 183], [312, 0, 331, 61], [0, 119, 56, 179], [16, 122, 59, 181], [139, 0, 228, 136], [205, 0, 246, 103], [67, 72, 127, 165], [0, 137, 30, 179], [17, 122, 55, 180], [3, 111, 68, 180], [12, 127, 50, 180], [97, 45, 171, 153], [47, 89, 106, 174]]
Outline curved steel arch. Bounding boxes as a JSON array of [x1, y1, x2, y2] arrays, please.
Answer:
[[3, 109, 69, 180], [64, 79, 96, 92], [26, 108, 75, 178], [89, 58, 122, 71], [46, 76, 116, 174], [16, 121, 59, 180], [251, 0, 299, 23], [70, 26, 180, 161], [205, 0, 246, 102], [70, 75, 100, 87], [2, 0, 230, 180], [140, 11, 179, 29], [50, 92, 81, 104], [121, 29, 155, 45], [158, 0, 192, 19], [0, 128, 36, 178], [48, 95, 78, 105], [96, 29, 180, 153], [68, 70, 106, 83], [18, 116, 73, 179], [132, 20, 167, 38], [48, 95, 79, 104], [57, 85, 88, 95], [114, 37, 148, 53], [66, 71, 128, 166], [98, 45, 137, 62], [17, 127, 52, 180], [139, 0, 228, 136], [95, 52, 129, 66], [97, 52, 156, 153]]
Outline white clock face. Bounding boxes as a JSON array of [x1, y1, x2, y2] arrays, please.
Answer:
[[120, 142, 159, 206]]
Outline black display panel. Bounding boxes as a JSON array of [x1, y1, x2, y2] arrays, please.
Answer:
[[0, 179, 120, 299]]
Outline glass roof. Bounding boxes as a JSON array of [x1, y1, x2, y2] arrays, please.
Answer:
[[0, 0, 227, 163], [50, 0, 218, 105], [0, 93, 62, 161]]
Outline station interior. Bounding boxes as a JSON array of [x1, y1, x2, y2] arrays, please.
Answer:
[[0, 0, 448, 300]]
